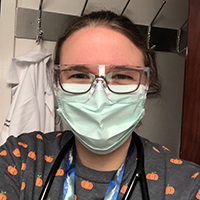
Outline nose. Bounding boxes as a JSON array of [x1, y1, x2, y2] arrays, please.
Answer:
[[88, 79, 111, 102]]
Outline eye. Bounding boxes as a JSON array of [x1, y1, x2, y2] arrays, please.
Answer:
[[108, 71, 140, 85], [113, 74, 132, 80], [60, 71, 92, 84], [70, 73, 90, 79]]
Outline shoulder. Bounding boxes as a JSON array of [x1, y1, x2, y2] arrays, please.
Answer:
[[141, 136, 200, 172], [0, 130, 73, 199], [0, 130, 73, 168], [1, 130, 73, 149], [140, 136, 200, 199]]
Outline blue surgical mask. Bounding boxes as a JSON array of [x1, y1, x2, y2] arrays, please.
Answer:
[[57, 83, 147, 154]]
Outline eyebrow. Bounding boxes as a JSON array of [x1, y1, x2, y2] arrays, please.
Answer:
[[62, 65, 90, 72], [109, 65, 134, 71]]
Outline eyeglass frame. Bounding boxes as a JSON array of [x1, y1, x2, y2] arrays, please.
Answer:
[[54, 64, 150, 95]]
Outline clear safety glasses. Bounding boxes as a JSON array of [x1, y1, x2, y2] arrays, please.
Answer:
[[54, 64, 150, 94]]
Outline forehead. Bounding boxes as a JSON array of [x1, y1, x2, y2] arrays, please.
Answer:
[[60, 27, 145, 70]]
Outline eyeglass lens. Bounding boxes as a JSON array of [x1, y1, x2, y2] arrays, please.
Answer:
[[57, 65, 149, 94]]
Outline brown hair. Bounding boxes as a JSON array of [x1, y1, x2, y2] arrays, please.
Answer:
[[54, 10, 161, 95]]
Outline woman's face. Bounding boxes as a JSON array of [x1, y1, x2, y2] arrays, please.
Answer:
[[60, 27, 145, 73]]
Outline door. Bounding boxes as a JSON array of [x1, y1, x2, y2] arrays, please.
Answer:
[[180, 0, 200, 165]]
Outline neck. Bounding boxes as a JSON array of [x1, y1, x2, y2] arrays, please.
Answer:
[[75, 135, 132, 171]]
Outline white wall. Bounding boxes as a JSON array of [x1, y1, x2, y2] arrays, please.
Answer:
[[0, 0, 188, 157], [0, 0, 16, 129], [137, 52, 185, 156]]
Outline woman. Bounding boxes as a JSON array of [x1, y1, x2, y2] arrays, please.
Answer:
[[0, 11, 199, 200]]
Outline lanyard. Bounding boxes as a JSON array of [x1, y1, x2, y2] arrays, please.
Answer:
[[38, 132, 150, 200], [63, 145, 133, 200]]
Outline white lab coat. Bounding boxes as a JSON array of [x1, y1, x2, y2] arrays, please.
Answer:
[[0, 45, 56, 145]]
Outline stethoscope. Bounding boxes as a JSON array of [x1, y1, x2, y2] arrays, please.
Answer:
[[39, 132, 150, 200]]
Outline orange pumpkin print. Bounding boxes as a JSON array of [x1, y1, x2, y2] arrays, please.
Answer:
[[28, 151, 36, 160], [152, 146, 160, 153], [56, 132, 62, 137], [44, 155, 53, 163], [13, 148, 21, 157], [56, 168, 64, 176], [196, 189, 200, 200], [21, 182, 26, 190], [0, 191, 7, 200], [18, 142, 28, 148], [162, 146, 170, 151], [74, 194, 77, 200], [36, 134, 43, 140], [0, 150, 7, 156], [81, 180, 93, 190], [165, 185, 175, 195], [191, 172, 199, 178], [170, 158, 183, 165], [21, 162, 26, 170], [146, 172, 159, 180], [7, 165, 18, 175], [120, 184, 128, 194], [35, 175, 43, 187]]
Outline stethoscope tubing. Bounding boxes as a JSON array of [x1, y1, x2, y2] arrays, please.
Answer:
[[39, 134, 74, 200], [39, 132, 150, 200], [122, 133, 150, 200]]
